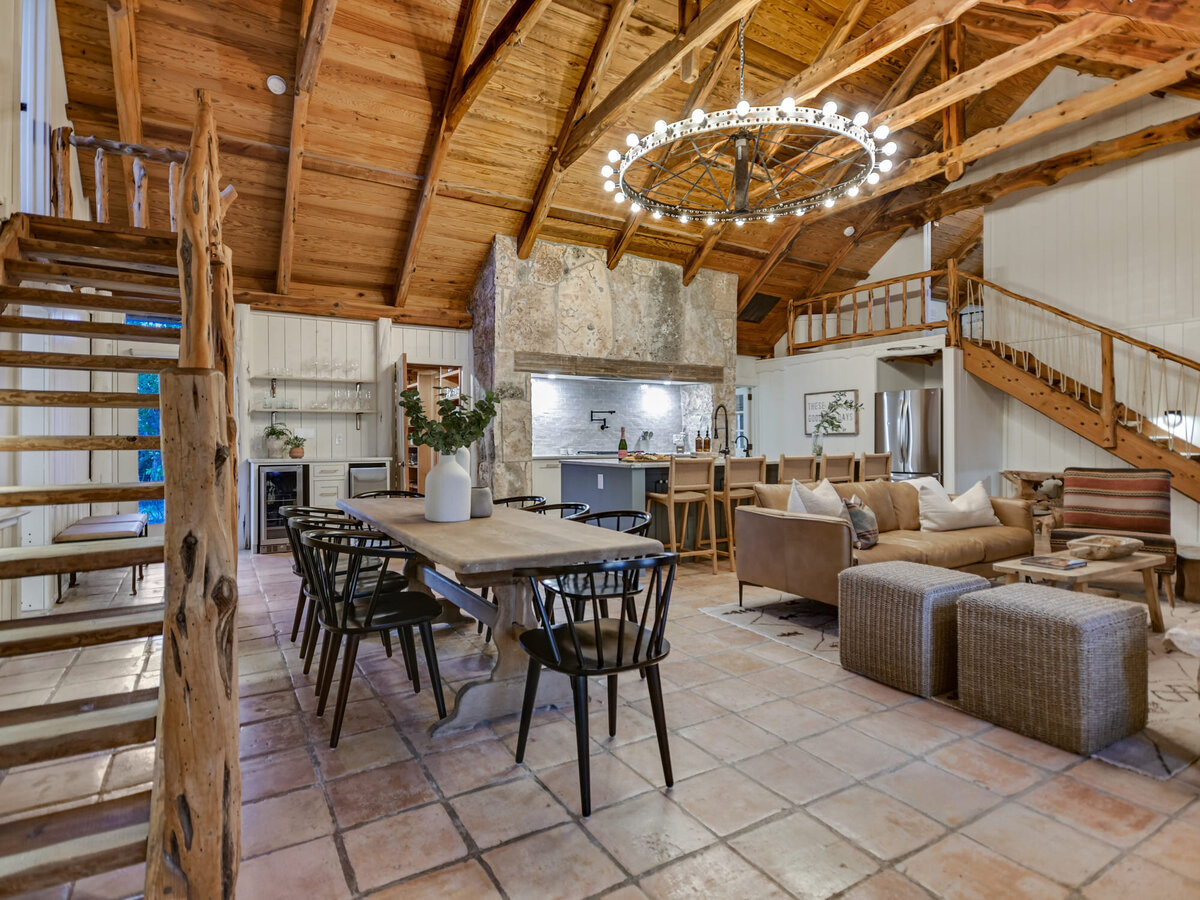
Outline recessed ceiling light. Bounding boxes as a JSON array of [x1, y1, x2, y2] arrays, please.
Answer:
[[266, 75, 288, 95], [843, 225, 856, 237]]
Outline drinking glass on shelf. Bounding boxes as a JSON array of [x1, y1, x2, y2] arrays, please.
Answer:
[[361, 389, 372, 409], [332, 388, 344, 410]]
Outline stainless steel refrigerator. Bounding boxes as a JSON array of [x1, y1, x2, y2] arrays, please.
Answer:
[[874, 388, 942, 480]]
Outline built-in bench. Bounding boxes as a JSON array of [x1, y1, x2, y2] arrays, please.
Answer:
[[53, 513, 149, 599]]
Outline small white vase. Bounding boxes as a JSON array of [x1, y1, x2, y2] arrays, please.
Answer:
[[265, 436, 286, 459], [425, 451, 472, 522]]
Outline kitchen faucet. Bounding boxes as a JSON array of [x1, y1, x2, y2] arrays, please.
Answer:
[[713, 403, 731, 456], [734, 432, 750, 454]]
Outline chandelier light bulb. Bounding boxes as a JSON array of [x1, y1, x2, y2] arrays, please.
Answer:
[[853, 111, 869, 127], [734, 217, 746, 227], [765, 214, 776, 223], [867, 172, 880, 185], [823, 197, 835, 208], [654, 119, 668, 134], [625, 132, 638, 147], [652, 210, 662, 219], [873, 125, 890, 141], [615, 192, 626, 202], [603, 179, 615, 192], [607, 149, 621, 163], [630, 201, 642, 212], [882, 141, 897, 157], [843, 225, 856, 237], [780, 97, 796, 114], [679, 214, 690, 224], [822, 100, 838, 116], [736, 100, 750, 117], [848, 185, 859, 197], [795, 209, 805, 216], [691, 108, 706, 124], [879, 159, 893, 173], [704, 216, 715, 226], [601, 165, 613, 177]]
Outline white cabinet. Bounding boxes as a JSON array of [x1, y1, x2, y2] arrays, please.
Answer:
[[532, 460, 561, 505], [311, 478, 345, 504]]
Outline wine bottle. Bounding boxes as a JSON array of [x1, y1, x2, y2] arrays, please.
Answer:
[[704, 429, 711, 452], [617, 426, 628, 459], [694, 430, 702, 452]]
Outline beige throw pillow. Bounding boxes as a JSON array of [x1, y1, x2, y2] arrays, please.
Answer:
[[917, 480, 1001, 531], [787, 479, 850, 520]]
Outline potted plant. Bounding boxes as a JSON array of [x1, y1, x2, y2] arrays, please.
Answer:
[[400, 386, 497, 522], [285, 434, 307, 459], [811, 391, 863, 457], [263, 422, 292, 459]]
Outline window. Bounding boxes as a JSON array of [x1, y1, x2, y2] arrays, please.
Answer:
[[125, 314, 179, 524]]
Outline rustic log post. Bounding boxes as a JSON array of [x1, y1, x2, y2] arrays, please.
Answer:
[[145, 368, 240, 898], [946, 258, 961, 346], [169, 161, 182, 232], [131, 156, 149, 228], [1100, 332, 1117, 448], [94, 149, 110, 223], [50, 126, 73, 218]]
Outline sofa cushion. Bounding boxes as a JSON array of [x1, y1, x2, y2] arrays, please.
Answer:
[[972, 525, 1036, 562], [852, 538, 927, 565], [753, 482, 792, 511], [832, 481, 899, 533], [889, 482, 921, 530], [843, 496, 879, 549], [875, 530, 987, 568], [789, 479, 849, 519], [1061, 467, 1172, 534], [918, 481, 1002, 532]]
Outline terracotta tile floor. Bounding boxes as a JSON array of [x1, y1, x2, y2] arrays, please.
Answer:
[[2, 552, 1199, 899]]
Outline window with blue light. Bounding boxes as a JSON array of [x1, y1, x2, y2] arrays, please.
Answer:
[[126, 314, 179, 524]]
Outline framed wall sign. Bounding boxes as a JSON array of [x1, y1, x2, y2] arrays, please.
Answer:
[[804, 390, 860, 435]]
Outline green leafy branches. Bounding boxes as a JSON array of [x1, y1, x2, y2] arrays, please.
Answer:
[[400, 388, 497, 455], [813, 391, 863, 437]]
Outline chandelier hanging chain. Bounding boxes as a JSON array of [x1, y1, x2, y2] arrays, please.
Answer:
[[738, 18, 745, 104]]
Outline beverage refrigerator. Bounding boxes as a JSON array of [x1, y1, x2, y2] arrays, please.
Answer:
[[874, 388, 942, 480], [257, 464, 306, 553]]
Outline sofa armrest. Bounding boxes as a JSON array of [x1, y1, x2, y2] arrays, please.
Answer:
[[990, 496, 1033, 532], [734, 507, 853, 606]]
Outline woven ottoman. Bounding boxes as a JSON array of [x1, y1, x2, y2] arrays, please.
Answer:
[[958, 584, 1147, 755], [839, 562, 990, 697]]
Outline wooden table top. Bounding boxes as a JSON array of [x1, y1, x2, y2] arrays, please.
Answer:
[[993, 550, 1167, 582], [337, 498, 664, 575]]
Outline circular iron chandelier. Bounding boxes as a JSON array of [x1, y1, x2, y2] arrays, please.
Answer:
[[600, 20, 899, 226]]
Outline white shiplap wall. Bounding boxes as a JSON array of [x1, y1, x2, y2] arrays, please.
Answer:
[[979, 67, 1200, 542]]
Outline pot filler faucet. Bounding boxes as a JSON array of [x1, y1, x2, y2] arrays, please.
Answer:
[[713, 403, 731, 456], [590, 410, 615, 431]]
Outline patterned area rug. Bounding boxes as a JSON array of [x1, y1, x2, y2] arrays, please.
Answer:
[[702, 594, 1200, 780]]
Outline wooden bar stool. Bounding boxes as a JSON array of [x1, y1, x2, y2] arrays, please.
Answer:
[[821, 454, 856, 483], [779, 454, 816, 483], [645, 457, 718, 574], [717, 456, 766, 571], [860, 452, 892, 481]]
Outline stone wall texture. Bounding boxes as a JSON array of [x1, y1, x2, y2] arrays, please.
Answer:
[[472, 235, 737, 497]]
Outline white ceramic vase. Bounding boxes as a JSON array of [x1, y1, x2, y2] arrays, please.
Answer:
[[265, 436, 286, 459], [425, 450, 472, 522]]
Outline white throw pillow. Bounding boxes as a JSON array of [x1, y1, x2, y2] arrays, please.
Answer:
[[918, 480, 1001, 531], [905, 475, 949, 500], [787, 479, 849, 520]]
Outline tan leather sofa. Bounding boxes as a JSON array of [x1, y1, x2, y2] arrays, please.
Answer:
[[734, 480, 1034, 607]]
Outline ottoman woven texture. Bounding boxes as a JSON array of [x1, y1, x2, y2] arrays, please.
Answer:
[[839, 562, 991, 698], [958, 584, 1148, 755]]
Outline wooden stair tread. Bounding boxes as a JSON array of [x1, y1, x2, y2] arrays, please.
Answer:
[[0, 285, 181, 317], [0, 350, 176, 372], [0, 483, 164, 509], [5, 260, 180, 296], [0, 689, 158, 768], [0, 536, 164, 579], [18, 238, 178, 275], [0, 435, 161, 452], [0, 316, 181, 343], [0, 790, 150, 896], [0, 603, 165, 657], [0, 389, 159, 408], [26, 214, 175, 242]]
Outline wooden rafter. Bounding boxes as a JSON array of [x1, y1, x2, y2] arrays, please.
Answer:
[[994, 0, 1200, 35], [859, 111, 1200, 241], [679, 0, 702, 82], [105, 0, 143, 218], [941, 20, 966, 181], [392, 0, 555, 306], [815, 0, 874, 62], [517, 0, 637, 260], [276, 0, 338, 295], [558, 0, 762, 168], [606, 19, 743, 269]]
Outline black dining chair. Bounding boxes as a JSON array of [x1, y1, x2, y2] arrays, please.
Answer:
[[281, 505, 352, 646], [299, 528, 447, 746], [513, 553, 678, 817], [352, 490, 425, 499], [542, 510, 653, 620], [494, 495, 546, 508], [527, 502, 590, 518]]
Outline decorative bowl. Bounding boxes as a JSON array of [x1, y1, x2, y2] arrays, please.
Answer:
[[1067, 535, 1144, 560]]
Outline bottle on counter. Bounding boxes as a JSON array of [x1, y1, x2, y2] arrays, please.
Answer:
[[694, 430, 702, 452], [617, 426, 628, 459], [703, 429, 711, 452]]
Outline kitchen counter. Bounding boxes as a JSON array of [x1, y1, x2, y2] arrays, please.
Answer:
[[248, 456, 391, 465]]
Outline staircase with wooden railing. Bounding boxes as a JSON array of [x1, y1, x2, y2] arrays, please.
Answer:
[[0, 90, 240, 896], [785, 260, 1200, 503]]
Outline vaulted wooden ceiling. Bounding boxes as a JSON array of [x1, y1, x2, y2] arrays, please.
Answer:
[[55, 0, 1200, 355]]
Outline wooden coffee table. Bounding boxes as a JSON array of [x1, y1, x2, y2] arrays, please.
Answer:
[[992, 550, 1167, 633]]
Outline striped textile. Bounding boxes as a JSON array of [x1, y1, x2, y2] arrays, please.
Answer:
[[1061, 467, 1172, 535]]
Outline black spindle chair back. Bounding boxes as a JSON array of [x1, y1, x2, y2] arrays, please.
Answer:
[[527, 501, 590, 519], [352, 489, 425, 499], [574, 509, 652, 535], [494, 495, 546, 508]]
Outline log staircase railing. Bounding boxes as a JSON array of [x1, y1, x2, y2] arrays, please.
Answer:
[[50, 125, 187, 230], [786, 267, 949, 353]]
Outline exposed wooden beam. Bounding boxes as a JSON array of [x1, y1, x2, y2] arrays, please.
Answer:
[[559, 0, 762, 168], [683, 227, 725, 285], [993, 0, 1200, 35], [815, 0, 874, 61], [105, 0, 143, 219], [678, 0, 702, 82], [941, 21, 966, 181], [237, 290, 472, 329], [860, 111, 1200, 240], [517, 0, 637, 259], [276, 0, 338, 295], [393, 0, 554, 306], [606, 18, 743, 269]]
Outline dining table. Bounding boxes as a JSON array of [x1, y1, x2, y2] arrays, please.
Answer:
[[337, 497, 664, 733]]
